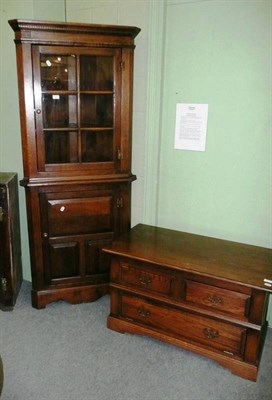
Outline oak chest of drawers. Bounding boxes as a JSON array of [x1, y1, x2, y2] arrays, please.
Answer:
[[103, 224, 272, 381]]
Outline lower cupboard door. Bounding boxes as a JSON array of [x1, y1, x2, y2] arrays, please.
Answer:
[[45, 240, 80, 282], [120, 294, 247, 358]]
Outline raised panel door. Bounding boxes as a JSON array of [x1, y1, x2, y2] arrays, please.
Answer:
[[40, 187, 119, 286]]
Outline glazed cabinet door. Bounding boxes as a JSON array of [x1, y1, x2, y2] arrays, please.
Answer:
[[39, 187, 120, 287], [32, 46, 122, 175]]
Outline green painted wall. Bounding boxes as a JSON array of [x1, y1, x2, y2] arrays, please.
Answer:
[[155, 1, 271, 323], [158, 0, 271, 247], [33, 0, 65, 21], [0, 0, 65, 281]]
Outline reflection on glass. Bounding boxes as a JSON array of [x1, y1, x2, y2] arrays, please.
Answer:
[[80, 56, 113, 91], [42, 95, 77, 128], [40, 53, 116, 165], [40, 55, 76, 91], [44, 131, 78, 164], [81, 130, 113, 162], [80, 94, 113, 127]]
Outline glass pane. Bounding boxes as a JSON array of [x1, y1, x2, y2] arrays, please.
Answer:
[[80, 56, 113, 91], [80, 94, 113, 127], [40, 54, 76, 91], [42, 95, 77, 128], [44, 131, 78, 164], [81, 130, 113, 162]]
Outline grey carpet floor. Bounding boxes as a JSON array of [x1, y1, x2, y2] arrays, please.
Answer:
[[0, 281, 271, 400]]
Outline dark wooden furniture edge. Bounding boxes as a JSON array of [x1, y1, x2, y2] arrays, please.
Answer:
[[20, 174, 137, 187], [32, 283, 109, 309], [9, 19, 140, 38], [107, 315, 263, 382]]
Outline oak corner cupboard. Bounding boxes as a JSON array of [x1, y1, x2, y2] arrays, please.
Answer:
[[9, 19, 140, 309]]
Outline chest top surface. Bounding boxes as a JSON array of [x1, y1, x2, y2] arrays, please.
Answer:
[[103, 224, 272, 292]]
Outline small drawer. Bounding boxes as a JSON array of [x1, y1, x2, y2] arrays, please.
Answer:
[[185, 280, 250, 318], [120, 262, 172, 296], [121, 294, 246, 358]]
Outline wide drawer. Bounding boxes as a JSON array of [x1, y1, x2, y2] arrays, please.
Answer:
[[120, 262, 173, 296], [120, 294, 247, 358], [185, 280, 251, 318]]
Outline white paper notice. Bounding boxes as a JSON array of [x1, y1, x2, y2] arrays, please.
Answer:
[[174, 103, 208, 151]]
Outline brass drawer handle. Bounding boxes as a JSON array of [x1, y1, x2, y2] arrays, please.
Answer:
[[137, 306, 150, 318], [203, 327, 219, 339], [1, 277, 7, 292], [208, 295, 223, 306], [139, 275, 152, 286]]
